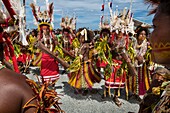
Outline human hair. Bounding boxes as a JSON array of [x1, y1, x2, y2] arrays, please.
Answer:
[[31, 29, 38, 36], [0, 26, 4, 33], [145, 0, 170, 15], [135, 26, 149, 38], [86, 30, 94, 43], [76, 28, 84, 33], [76, 27, 94, 43], [100, 28, 110, 36], [76, 27, 85, 39], [128, 32, 133, 37], [62, 28, 70, 33]]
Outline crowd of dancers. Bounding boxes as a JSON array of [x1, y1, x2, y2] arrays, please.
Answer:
[[0, 0, 170, 113]]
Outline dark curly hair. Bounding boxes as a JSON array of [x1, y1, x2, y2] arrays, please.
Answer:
[[0, 26, 4, 33], [135, 26, 149, 38], [100, 28, 110, 36], [62, 28, 71, 33], [76, 27, 94, 43]]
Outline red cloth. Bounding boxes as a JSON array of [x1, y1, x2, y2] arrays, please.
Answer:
[[69, 34, 73, 45], [5, 37, 19, 73], [40, 53, 59, 82], [17, 53, 31, 63], [96, 59, 108, 68], [105, 59, 126, 89], [110, 33, 115, 44], [2, 34, 20, 73], [100, 61, 108, 68]]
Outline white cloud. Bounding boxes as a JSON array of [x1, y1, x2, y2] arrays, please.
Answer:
[[26, 0, 153, 30]]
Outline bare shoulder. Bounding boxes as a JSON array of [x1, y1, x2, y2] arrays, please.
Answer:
[[0, 68, 37, 113], [0, 68, 29, 88]]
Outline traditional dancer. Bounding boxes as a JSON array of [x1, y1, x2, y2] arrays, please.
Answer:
[[60, 16, 76, 51], [129, 26, 152, 100], [30, 3, 59, 86], [0, 24, 20, 73], [67, 28, 101, 95], [98, 6, 137, 106]]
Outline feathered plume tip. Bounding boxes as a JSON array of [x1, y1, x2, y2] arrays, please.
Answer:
[[48, 3, 53, 22], [30, 2, 54, 30], [30, 3, 38, 21], [109, 7, 135, 35], [30, 3, 36, 12], [99, 19, 110, 30], [60, 16, 76, 31]]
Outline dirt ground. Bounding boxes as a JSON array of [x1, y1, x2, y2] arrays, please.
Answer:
[[26, 66, 140, 113]]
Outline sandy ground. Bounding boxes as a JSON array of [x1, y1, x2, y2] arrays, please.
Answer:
[[26, 66, 140, 113]]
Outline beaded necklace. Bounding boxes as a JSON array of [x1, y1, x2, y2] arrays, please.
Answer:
[[42, 33, 53, 51]]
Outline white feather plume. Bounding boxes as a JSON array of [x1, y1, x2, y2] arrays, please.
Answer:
[[10, 0, 28, 45], [10, 0, 21, 16], [33, 0, 37, 4]]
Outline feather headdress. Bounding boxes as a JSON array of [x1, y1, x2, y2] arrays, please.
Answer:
[[30, 2, 54, 31], [99, 17, 110, 30], [1, 0, 28, 45], [0, 10, 7, 23], [110, 7, 135, 34], [60, 16, 76, 31]]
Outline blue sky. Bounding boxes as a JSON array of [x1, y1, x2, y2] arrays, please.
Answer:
[[25, 0, 154, 30]]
